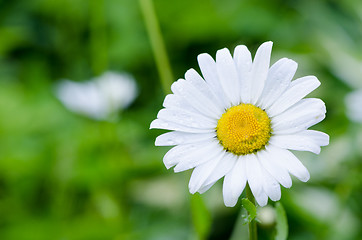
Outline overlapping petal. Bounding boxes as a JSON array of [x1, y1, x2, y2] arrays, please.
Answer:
[[272, 98, 326, 134], [259, 58, 297, 109], [267, 76, 321, 117], [150, 118, 213, 133], [270, 130, 329, 154], [156, 108, 216, 130], [223, 156, 247, 207], [216, 48, 241, 106], [246, 154, 269, 206], [197, 53, 229, 108], [188, 150, 225, 194], [155, 131, 216, 146], [234, 45, 253, 104], [171, 79, 223, 119], [257, 149, 292, 188], [184, 68, 225, 110], [260, 166, 281, 202], [173, 140, 222, 172], [250, 41, 273, 104], [266, 145, 310, 182]]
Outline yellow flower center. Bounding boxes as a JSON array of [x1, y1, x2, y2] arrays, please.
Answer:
[[216, 104, 271, 155]]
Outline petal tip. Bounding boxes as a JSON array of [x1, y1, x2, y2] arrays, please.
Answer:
[[154, 135, 162, 146], [185, 68, 197, 78], [258, 41, 273, 51], [197, 52, 212, 60], [164, 165, 172, 170], [149, 119, 157, 129], [257, 199, 268, 207], [300, 173, 310, 182], [224, 200, 237, 208], [216, 48, 232, 61], [189, 187, 197, 195]]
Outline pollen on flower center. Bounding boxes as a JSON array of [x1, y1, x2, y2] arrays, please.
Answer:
[[216, 104, 271, 155]]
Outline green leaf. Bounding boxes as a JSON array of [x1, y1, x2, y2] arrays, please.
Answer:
[[190, 194, 212, 240], [275, 202, 288, 240], [241, 198, 257, 224]]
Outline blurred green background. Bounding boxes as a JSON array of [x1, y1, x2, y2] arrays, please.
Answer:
[[0, 0, 361, 239]]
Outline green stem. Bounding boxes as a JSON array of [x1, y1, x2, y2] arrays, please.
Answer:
[[89, 0, 108, 75], [139, 0, 174, 94], [246, 184, 257, 240]]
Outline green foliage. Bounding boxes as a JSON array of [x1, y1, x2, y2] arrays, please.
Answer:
[[0, 0, 362, 239], [242, 198, 257, 224], [275, 202, 288, 240], [190, 194, 212, 240]]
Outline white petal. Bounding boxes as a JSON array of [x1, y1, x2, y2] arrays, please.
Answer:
[[259, 58, 298, 109], [255, 190, 268, 207], [270, 134, 321, 154], [197, 53, 229, 108], [171, 79, 223, 119], [188, 150, 225, 194], [268, 76, 321, 117], [223, 156, 247, 207], [260, 165, 281, 201], [150, 119, 213, 133], [202, 152, 237, 188], [174, 140, 222, 172], [216, 48, 241, 106], [198, 180, 218, 194], [155, 131, 216, 146], [250, 41, 273, 104], [163, 141, 214, 169], [162, 143, 202, 169], [300, 130, 330, 146], [272, 98, 326, 134], [233, 45, 253, 104], [257, 149, 292, 188], [157, 108, 216, 129], [245, 154, 269, 206], [270, 130, 329, 154], [245, 154, 263, 199], [163, 94, 206, 118], [267, 145, 310, 182], [184, 68, 225, 109]]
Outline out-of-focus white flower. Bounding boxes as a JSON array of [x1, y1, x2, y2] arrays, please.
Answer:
[[345, 89, 362, 123], [292, 187, 339, 221], [257, 205, 276, 226], [318, 34, 362, 123], [321, 37, 362, 90], [292, 186, 359, 239], [56, 71, 137, 120]]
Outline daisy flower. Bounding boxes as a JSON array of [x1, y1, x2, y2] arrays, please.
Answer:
[[150, 42, 329, 207], [56, 71, 137, 121]]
